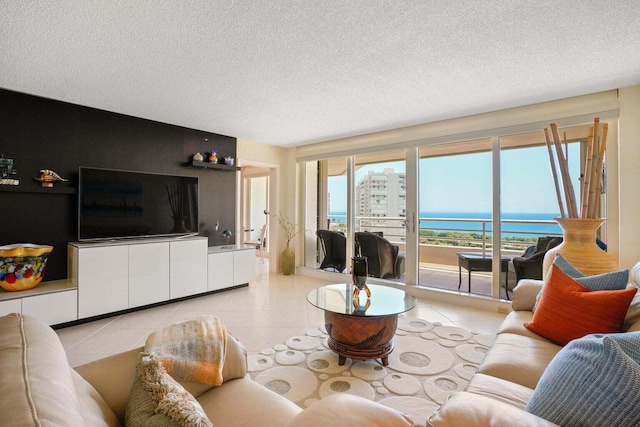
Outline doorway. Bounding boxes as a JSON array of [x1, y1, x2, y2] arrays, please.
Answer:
[[241, 166, 272, 262]]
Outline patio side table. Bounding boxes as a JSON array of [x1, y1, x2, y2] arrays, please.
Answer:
[[457, 252, 512, 298]]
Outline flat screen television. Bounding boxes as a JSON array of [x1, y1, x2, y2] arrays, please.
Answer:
[[78, 167, 199, 241]]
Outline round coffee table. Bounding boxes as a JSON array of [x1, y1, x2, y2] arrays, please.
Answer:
[[306, 283, 416, 366]]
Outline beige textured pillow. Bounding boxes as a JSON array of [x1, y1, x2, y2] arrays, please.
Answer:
[[125, 353, 212, 427]]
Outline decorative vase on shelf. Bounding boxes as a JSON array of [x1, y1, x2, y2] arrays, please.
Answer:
[[542, 217, 617, 277], [280, 242, 295, 275]]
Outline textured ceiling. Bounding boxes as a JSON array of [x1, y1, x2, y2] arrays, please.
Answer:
[[1, 1, 639, 147]]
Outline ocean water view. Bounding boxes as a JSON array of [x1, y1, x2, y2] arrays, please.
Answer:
[[329, 211, 563, 238]]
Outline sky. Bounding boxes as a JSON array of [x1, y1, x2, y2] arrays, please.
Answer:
[[328, 144, 582, 215]]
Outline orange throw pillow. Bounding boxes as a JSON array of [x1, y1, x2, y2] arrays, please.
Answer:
[[525, 265, 637, 346]]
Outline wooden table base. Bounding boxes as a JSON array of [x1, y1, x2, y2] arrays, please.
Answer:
[[324, 311, 398, 365]]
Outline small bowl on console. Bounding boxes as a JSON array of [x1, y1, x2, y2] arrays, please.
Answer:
[[0, 244, 53, 291]]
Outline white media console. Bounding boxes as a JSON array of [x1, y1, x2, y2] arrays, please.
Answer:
[[0, 236, 256, 326]]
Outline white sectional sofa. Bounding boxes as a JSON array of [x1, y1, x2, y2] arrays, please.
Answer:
[[429, 265, 640, 426], [0, 313, 414, 427]]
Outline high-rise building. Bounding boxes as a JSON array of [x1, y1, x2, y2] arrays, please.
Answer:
[[356, 168, 406, 238]]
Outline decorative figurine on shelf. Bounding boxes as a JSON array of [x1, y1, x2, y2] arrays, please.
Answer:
[[33, 169, 68, 188], [209, 151, 218, 163], [224, 156, 234, 166], [193, 152, 204, 162]]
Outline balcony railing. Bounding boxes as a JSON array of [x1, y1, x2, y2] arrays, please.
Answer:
[[327, 214, 562, 254]]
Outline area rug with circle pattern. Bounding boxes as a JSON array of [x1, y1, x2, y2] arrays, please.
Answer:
[[248, 317, 495, 426]]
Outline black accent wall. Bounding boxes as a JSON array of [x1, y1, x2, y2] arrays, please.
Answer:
[[0, 89, 238, 281]]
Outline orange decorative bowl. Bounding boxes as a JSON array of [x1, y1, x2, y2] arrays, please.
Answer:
[[0, 244, 53, 291]]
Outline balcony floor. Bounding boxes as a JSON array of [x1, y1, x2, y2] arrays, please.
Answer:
[[317, 261, 515, 300], [393, 262, 515, 300]]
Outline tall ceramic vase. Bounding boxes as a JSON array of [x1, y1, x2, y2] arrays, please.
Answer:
[[280, 242, 295, 275], [542, 217, 617, 277]]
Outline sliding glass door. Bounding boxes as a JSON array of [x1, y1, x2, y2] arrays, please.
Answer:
[[354, 151, 407, 281], [417, 139, 494, 295], [305, 119, 614, 301]]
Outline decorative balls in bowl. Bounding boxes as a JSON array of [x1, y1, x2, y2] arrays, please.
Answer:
[[0, 244, 53, 292]]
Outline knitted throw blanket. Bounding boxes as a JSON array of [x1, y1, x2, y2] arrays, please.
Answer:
[[145, 315, 227, 386]]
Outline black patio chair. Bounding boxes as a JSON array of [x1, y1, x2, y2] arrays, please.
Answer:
[[354, 232, 405, 279], [316, 230, 347, 272], [512, 236, 562, 282]]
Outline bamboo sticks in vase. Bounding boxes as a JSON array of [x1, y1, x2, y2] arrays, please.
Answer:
[[545, 118, 607, 218]]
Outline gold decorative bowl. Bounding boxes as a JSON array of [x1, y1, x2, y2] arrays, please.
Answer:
[[0, 244, 53, 291]]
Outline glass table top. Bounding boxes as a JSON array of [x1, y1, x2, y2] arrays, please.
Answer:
[[306, 283, 417, 317]]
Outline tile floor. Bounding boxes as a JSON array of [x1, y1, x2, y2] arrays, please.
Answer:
[[57, 260, 507, 367]]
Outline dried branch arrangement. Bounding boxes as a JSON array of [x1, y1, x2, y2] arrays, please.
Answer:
[[545, 118, 607, 218], [276, 212, 301, 244], [166, 184, 187, 217]]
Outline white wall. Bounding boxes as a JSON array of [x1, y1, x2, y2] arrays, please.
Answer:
[[249, 176, 268, 240], [295, 91, 619, 161], [237, 138, 297, 273], [618, 86, 640, 269]]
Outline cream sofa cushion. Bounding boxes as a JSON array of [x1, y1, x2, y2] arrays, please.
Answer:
[[428, 392, 559, 427], [511, 279, 544, 311], [195, 376, 302, 427], [284, 393, 413, 427], [498, 311, 553, 341], [75, 347, 141, 425], [478, 333, 561, 389], [0, 313, 118, 427], [465, 373, 534, 409], [623, 286, 640, 331], [627, 317, 640, 332], [71, 369, 122, 427], [631, 261, 640, 286]]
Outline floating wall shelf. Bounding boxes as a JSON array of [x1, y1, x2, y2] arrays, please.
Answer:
[[0, 185, 76, 195], [189, 160, 240, 171]]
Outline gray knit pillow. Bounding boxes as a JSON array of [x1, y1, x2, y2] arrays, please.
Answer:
[[526, 332, 640, 426]]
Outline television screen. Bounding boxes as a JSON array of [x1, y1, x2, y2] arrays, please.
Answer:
[[78, 167, 199, 241]]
